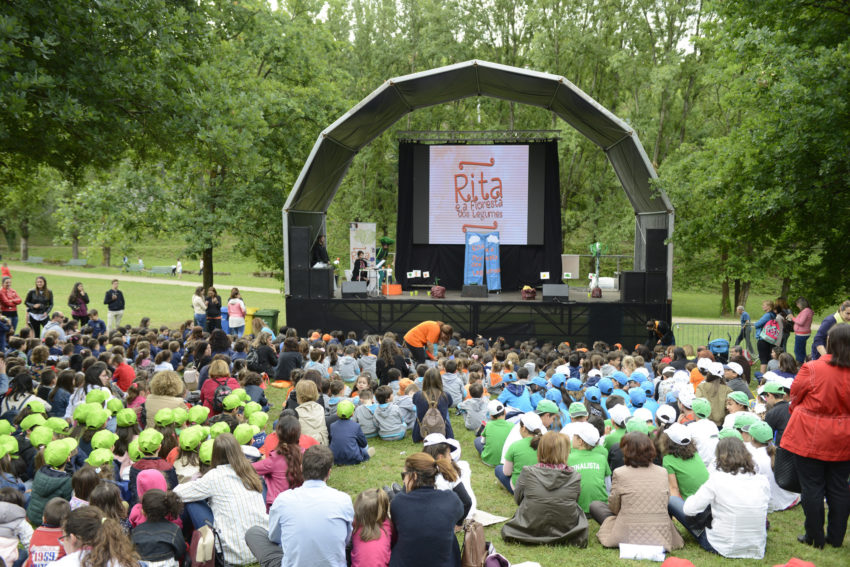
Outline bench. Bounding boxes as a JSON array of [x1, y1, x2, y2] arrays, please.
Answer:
[[24, 257, 44, 264], [63, 259, 88, 267], [126, 265, 144, 272], [149, 266, 174, 275]]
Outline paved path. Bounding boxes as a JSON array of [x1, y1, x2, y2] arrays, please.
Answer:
[[4, 263, 282, 295]]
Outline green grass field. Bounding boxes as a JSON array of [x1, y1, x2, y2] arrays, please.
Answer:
[[258, 387, 845, 567]]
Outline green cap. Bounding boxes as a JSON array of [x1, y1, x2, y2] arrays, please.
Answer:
[[233, 388, 250, 403], [568, 402, 588, 417], [221, 393, 244, 411], [154, 408, 175, 427], [86, 389, 109, 405], [188, 405, 210, 425], [106, 398, 124, 415], [625, 417, 649, 434], [0, 421, 12, 436], [248, 412, 269, 428], [243, 402, 262, 419], [0, 435, 19, 456], [233, 423, 258, 445], [26, 400, 47, 415], [692, 398, 712, 419], [718, 428, 743, 441], [535, 400, 559, 415], [337, 400, 355, 419], [733, 412, 759, 430], [172, 407, 188, 427], [128, 439, 142, 462], [85, 408, 109, 430], [179, 426, 204, 451], [0, 443, 10, 460], [727, 391, 750, 408], [116, 408, 138, 428], [85, 448, 114, 468], [29, 425, 54, 448], [44, 438, 78, 468], [762, 382, 786, 396], [138, 429, 164, 455], [20, 413, 46, 431], [45, 417, 71, 434], [209, 421, 231, 439], [91, 430, 119, 451], [73, 403, 92, 424], [744, 421, 774, 444], [199, 426, 211, 439], [199, 439, 214, 464]]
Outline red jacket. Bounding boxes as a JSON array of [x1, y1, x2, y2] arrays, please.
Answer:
[[781, 354, 850, 461], [113, 362, 136, 392], [200, 375, 240, 412], [0, 288, 21, 312], [25, 525, 65, 567]]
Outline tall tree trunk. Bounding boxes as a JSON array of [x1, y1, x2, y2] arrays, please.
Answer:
[[71, 235, 79, 260], [740, 281, 751, 308], [719, 249, 731, 315], [780, 277, 791, 299], [202, 247, 214, 290], [19, 219, 28, 261], [733, 278, 741, 308], [102, 246, 111, 267]]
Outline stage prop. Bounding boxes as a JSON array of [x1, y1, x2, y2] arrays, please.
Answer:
[[349, 222, 376, 270]]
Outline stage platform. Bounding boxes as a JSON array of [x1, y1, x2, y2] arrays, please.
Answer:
[[286, 288, 671, 346]]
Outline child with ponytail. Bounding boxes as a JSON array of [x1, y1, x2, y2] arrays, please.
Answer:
[[741, 421, 799, 512], [55, 505, 139, 567], [252, 415, 304, 511], [351, 488, 391, 567], [496, 412, 545, 494], [130, 489, 186, 567]]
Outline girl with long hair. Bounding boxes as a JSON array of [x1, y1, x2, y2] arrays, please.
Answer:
[[24, 275, 52, 338], [204, 287, 222, 332], [375, 337, 406, 386], [58, 506, 139, 567], [48, 369, 76, 419], [67, 282, 90, 326], [192, 286, 207, 329], [227, 287, 246, 337], [351, 488, 392, 567], [252, 415, 304, 511], [411, 368, 453, 442]]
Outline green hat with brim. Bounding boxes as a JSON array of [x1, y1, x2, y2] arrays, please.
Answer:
[[45, 417, 71, 434], [106, 398, 124, 415], [26, 400, 47, 415], [86, 389, 109, 405], [336, 400, 355, 419], [0, 435, 18, 457], [188, 405, 210, 425], [625, 417, 649, 434], [0, 421, 12, 436], [380, 236, 395, 246], [85, 409, 109, 430], [179, 426, 204, 452], [138, 429, 164, 455], [243, 402, 262, 420], [535, 400, 559, 415], [29, 425, 54, 448], [209, 421, 231, 439], [85, 448, 114, 468], [199, 439, 214, 464], [248, 412, 269, 428], [727, 391, 750, 408], [44, 438, 78, 468], [154, 408, 175, 427], [20, 413, 46, 432], [233, 423, 259, 445], [692, 398, 712, 419], [568, 402, 588, 418], [744, 421, 774, 444], [733, 412, 760, 431], [221, 393, 245, 411], [233, 388, 251, 403], [718, 428, 743, 441], [172, 407, 188, 427], [116, 408, 138, 428], [91, 430, 119, 451], [762, 382, 786, 396], [128, 440, 142, 462]]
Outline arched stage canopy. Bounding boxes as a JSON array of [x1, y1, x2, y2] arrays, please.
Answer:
[[283, 59, 674, 296]]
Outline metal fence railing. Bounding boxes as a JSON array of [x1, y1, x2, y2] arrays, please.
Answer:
[[672, 323, 743, 350]]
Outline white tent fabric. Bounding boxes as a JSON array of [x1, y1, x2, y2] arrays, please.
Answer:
[[283, 60, 674, 296]]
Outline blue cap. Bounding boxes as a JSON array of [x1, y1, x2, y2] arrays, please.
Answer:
[[502, 372, 517, 383], [585, 386, 602, 404], [586, 374, 601, 388], [597, 378, 614, 395], [665, 391, 679, 404], [628, 372, 645, 384], [566, 378, 583, 391], [641, 381, 654, 396], [612, 389, 629, 401], [531, 376, 548, 389], [629, 388, 646, 407], [550, 373, 567, 389], [612, 371, 629, 386], [545, 388, 563, 404]]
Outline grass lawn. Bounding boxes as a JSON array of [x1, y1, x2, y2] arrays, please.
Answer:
[[260, 387, 845, 567]]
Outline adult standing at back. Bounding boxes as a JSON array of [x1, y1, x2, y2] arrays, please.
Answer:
[[192, 286, 207, 329], [733, 305, 755, 357], [781, 323, 850, 549], [25, 275, 53, 337], [103, 279, 125, 333], [810, 300, 850, 361], [0, 276, 22, 333], [753, 300, 777, 374], [403, 321, 452, 365], [67, 282, 90, 327], [789, 297, 813, 365], [227, 288, 247, 337], [204, 287, 222, 332]]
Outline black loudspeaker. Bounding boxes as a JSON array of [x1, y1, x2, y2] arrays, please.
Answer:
[[310, 268, 334, 299], [341, 281, 368, 298], [542, 284, 570, 303], [645, 272, 667, 304], [289, 268, 309, 299], [620, 271, 645, 303], [289, 226, 311, 270], [645, 229, 667, 273], [461, 285, 488, 298]]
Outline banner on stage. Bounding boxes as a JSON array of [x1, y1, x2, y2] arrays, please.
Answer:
[[349, 222, 376, 270], [484, 232, 502, 291], [464, 231, 501, 291]]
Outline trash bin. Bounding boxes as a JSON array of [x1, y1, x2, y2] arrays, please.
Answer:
[[244, 307, 259, 335], [220, 306, 230, 334], [254, 309, 280, 333]]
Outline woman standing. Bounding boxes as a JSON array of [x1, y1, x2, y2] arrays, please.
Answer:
[[67, 282, 90, 327], [412, 368, 453, 442], [790, 297, 813, 365], [192, 286, 207, 329], [0, 277, 22, 333], [25, 275, 53, 337], [204, 287, 222, 332], [781, 324, 850, 549], [753, 300, 777, 373], [227, 288, 246, 337]]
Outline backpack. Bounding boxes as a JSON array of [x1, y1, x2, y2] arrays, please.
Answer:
[[461, 519, 487, 567], [183, 365, 200, 391], [760, 317, 781, 345], [246, 349, 260, 372], [189, 524, 227, 567], [782, 310, 794, 334], [212, 378, 233, 414], [418, 397, 446, 437]]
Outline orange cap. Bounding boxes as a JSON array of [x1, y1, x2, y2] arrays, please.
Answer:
[[310, 332, 320, 340], [467, 339, 474, 346], [398, 378, 413, 396], [322, 334, 332, 342]]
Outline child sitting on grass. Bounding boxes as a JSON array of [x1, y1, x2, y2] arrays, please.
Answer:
[[330, 400, 375, 466], [0, 487, 32, 567], [295, 380, 328, 445], [352, 389, 378, 439], [26, 496, 70, 566], [373, 386, 406, 441], [351, 488, 392, 567], [458, 383, 488, 431]]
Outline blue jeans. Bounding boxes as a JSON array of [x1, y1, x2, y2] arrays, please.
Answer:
[[668, 496, 717, 554], [194, 313, 206, 329], [185, 500, 215, 530], [794, 334, 810, 364], [494, 465, 514, 494], [474, 436, 485, 455], [230, 325, 244, 337], [4, 314, 18, 334]]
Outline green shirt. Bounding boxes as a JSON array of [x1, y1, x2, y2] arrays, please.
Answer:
[[504, 437, 539, 486], [568, 448, 611, 513], [480, 419, 514, 466], [662, 454, 709, 499], [603, 427, 625, 451]]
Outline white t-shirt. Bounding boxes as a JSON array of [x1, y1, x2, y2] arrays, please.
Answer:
[[747, 443, 799, 512]]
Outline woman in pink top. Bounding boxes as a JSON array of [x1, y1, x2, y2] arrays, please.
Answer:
[[251, 416, 304, 510], [791, 297, 814, 365]]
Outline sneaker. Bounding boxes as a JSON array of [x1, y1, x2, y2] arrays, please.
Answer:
[[367, 447, 376, 457]]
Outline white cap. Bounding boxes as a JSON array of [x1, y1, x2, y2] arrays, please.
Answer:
[[678, 389, 695, 409], [708, 362, 725, 378], [524, 362, 537, 374], [662, 366, 676, 375], [762, 371, 781, 383], [487, 400, 505, 417], [696, 357, 712, 371], [726, 362, 743, 376], [633, 367, 649, 378], [672, 370, 690, 384], [446, 437, 461, 462], [588, 368, 602, 378], [665, 423, 692, 445], [656, 404, 677, 425], [781, 377, 794, 390], [519, 412, 546, 435], [422, 433, 448, 447], [573, 422, 600, 447], [609, 404, 632, 427], [633, 408, 654, 424]]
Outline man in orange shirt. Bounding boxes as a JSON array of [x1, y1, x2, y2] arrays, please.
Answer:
[[403, 320, 452, 364]]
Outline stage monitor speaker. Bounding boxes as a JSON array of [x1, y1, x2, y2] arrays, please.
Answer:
[[289, 226, 311, 270], [341, 281, 368, 299], [461, 285, 488, 298], [645, 229, 667, 273], [620, 271, 645, 303], [645, 272, 667, 304], [309, 268, 334, 299], [542, 284, 570, 303], [289, 268, 309, 299]]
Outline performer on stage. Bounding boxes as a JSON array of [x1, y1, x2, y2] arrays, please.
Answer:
[[403, 320, 453, 365], [377, 236, 394, 287], [312, 234, 330, 265], [351, 251, 368, 282]]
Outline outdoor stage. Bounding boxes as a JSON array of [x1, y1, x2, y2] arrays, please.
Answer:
[[285, 288, 671, 346]]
